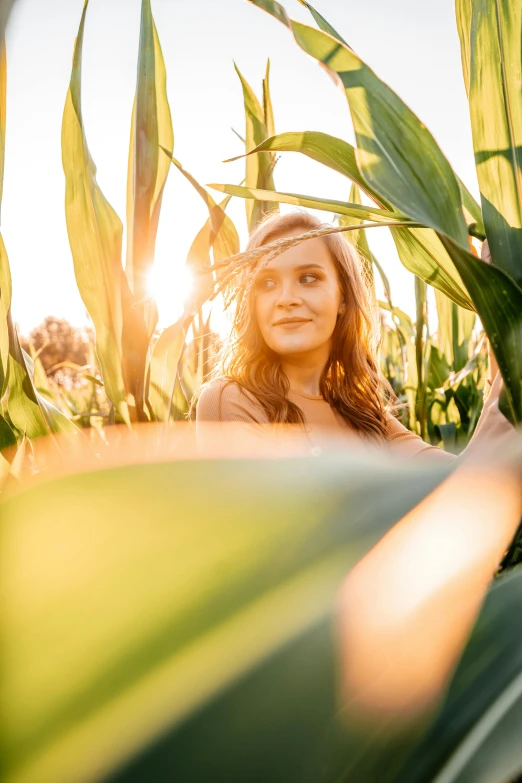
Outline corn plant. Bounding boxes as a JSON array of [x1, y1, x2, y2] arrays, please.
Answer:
[[213, 0, 522, 431], [0, 39, 77, 493], [61, 0, 244, 427], [232, 60, 279, 230]]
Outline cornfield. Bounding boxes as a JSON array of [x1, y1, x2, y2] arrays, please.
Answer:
[[1, 1, 522, 782]]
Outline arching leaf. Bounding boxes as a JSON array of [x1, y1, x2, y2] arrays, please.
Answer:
[[61, 0, 129, 424]]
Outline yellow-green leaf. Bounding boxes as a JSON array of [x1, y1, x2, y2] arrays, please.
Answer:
[[455, 0, 472, 97], [125, 0, 173, 337], [468, 0, 522, 286], [248, 1, 469, 247], [61, 0, 129, 425], [235, 62, 278, 230], [0, 449, 450, 783], [209, 182, 405, 223], [148, 319, 186, 422]]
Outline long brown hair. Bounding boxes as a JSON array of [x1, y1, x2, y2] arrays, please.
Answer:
[[211, 210, 394, 440]]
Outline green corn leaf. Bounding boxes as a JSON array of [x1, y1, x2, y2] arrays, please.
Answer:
[[148, 318, 186, 422], [234, 62, 278, 230], [185, 193, 238, 273], [148, 158, 240, 422], [6, 327, 53, 439], [437, 233, 522, 423], [296, 0, 349, 46], [7, 432, 25, 482], [247, 1, 469, 247], [341, 183, 376, 301], [167, 154, 240, 302], [392, 228, 474, 310], [125, 0, 173, 335], [435, 288, 476, 370], [0, 450, 451, 783], [122, 0, 173, 421], [229, 131, 384, 204], [397, 570, 522, 783], [467, 0, 522, 287], [395, 305, 419, 431], [233, 132, 474, 309], [61, 0, 129, 425], [328, 568, 522, 782], [373, 254, 393, 308], [209, 182, 406, 223], [241, 131, 484, 234], [0, 411, 15, 450], [167, 154, 240, 265], [7, 317, 78, 438], [459, 178, 484, 234], [262, 60, 276, 141], [455, 0, 472, 97], [0, 446, 9, 488], [415, 276, 429, 439]]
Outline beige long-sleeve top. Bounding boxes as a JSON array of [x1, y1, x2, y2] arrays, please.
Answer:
[[197, 379, 455, 462]]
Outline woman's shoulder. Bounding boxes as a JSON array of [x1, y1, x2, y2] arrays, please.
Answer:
[[196, 378, 269, 424]]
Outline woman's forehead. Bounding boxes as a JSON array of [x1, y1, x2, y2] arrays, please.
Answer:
[[263, 234, 335, 270]]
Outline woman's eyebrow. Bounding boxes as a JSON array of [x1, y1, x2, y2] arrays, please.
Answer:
[[295, 263, 325, 271], [258, 262, 324, 275]]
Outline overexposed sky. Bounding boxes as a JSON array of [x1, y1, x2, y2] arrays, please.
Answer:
[[3, 0, 477, 334]]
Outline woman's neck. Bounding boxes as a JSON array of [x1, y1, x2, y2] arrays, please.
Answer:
[[280, 351, 328, 397]]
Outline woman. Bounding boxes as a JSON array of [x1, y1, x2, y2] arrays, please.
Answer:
[[197, 210, 521, 730], [197, 210, 494, 460]]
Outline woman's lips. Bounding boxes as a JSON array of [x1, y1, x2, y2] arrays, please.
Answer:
[[273, 319, 311, 329]]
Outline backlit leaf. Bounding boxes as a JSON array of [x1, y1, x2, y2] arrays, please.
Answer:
[[467, 0, 522, 286], [455, 0, 472, 97], [0, 448, 450, 783], [61, 0, 129, 424], [247, 0, 469, 247], [235, 62, 278, 229], [125, 0, 173, 333], [209, 182, 405, 223], [438, 233, 522, 422]]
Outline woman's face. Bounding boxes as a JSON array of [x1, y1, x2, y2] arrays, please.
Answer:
[[254, 230, 343, 361]]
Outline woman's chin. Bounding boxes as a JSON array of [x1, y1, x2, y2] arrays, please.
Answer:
[[270, 339, 321, 357]]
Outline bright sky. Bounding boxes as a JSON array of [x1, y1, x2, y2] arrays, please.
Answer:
[[3, 0, 477, 335]]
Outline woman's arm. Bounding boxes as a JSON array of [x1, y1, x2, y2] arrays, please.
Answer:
[[339, 384, 521, 727]]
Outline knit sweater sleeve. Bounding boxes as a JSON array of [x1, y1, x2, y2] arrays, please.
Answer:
[[196, 379, 270, 424], [386, 414, 456, 462]]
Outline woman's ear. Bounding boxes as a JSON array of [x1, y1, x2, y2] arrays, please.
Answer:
[[338, 300, 346, 316]]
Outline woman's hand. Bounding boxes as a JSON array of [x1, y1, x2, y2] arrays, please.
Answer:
[[466, 371, 522, 475]]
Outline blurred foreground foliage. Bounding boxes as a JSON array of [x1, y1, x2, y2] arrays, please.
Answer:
[[0, 0, 522, 781], [1, 440, 521, 783]]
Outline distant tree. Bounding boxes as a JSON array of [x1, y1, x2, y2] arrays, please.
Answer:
[[20, 317, 94, 384]]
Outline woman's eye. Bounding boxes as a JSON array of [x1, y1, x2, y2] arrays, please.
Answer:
[[255, 278, 276, 291], [301, 274, 319, 284]]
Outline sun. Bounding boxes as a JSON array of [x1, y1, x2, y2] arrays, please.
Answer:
[[146, 264, 194, 327], [145, 255, 232, 337]]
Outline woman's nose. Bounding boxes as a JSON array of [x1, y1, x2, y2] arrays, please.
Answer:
[[275, 280, 301, 307]]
